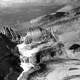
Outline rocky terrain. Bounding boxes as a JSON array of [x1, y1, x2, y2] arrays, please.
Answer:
[[0, 27, 22, 80], [17, 6, 80, 80], [1, 5, 80, 80]]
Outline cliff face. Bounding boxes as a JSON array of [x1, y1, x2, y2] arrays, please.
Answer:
[[1, 5, 80, 80], [17, 6, 80, 80]]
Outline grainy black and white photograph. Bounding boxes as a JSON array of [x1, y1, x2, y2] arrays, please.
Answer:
[[1, 0, 80, 80]]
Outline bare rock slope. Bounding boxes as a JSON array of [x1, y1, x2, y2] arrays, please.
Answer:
[[17, 6, 80, 80]]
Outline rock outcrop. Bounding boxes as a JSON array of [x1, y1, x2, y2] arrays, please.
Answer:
[[17, 6, 80, 80]]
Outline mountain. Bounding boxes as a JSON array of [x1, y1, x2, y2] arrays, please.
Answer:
[[17, 6, 80, 47], [17, 6, 80, 80], [1, 5, 80, 80]]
